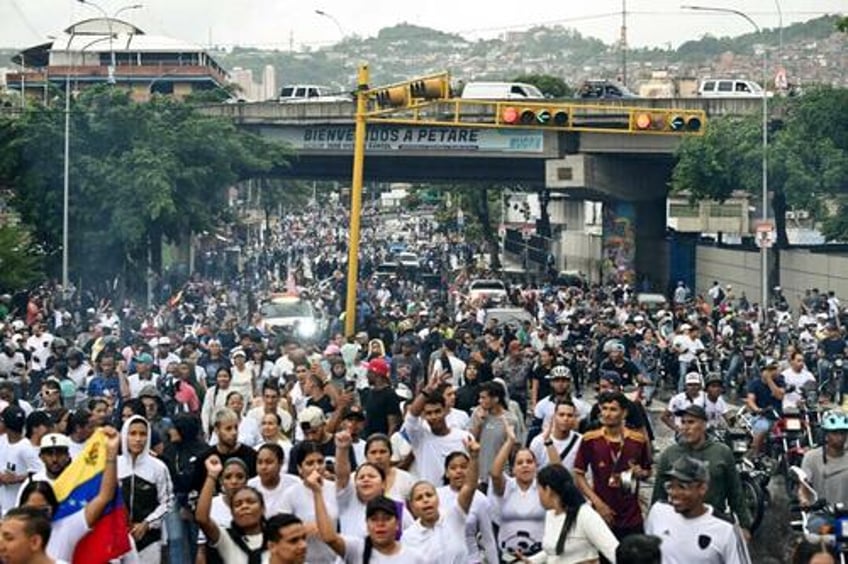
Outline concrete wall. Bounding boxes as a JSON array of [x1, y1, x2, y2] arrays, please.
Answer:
[[695, 246, 848, 311], [695, 245, 764, 305], [779, 250, 848, 311]]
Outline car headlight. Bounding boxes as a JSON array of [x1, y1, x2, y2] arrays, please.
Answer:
[[297, 319, 318, 338]]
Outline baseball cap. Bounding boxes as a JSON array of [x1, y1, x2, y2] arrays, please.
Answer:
[[684, 372, 703, 386], [675, 404, 708, 421], [231, 347, 247, 359], [297, 406, 326, 429], [599, 371, 622, 386], [158, 336, 171, 346], [367, 358, 390, 378], [680, 323, 692, 332], [2, 406, 26, 433], [40, 433, 72, 452], [366, 495, 399, 519], [704, 374, 724, 387], [134, 352, 154, 364], [342, 405, 366, 420], [665, 455, 709, 483]]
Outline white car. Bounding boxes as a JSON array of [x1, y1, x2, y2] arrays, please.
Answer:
[[259, 295, 325, 341], [468, 279, 508, 303], [396, 252, 421, 270]]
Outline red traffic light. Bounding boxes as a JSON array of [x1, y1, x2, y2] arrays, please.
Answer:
[[502, 106, 519, 124]]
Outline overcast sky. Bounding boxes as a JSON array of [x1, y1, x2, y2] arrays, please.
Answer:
[[1, 0, 845, 50]]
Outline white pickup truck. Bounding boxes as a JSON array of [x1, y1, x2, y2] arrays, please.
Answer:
[[278, 84, 351, 103]]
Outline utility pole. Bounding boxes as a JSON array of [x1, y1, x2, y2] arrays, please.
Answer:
[[621, 0, 628, 86]]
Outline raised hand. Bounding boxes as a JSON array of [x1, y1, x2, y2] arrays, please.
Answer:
[[101, 427, 121, 457], [463, 435, 481, 457], [334, 429, 352, 449], [304, 469, 324, 492], [205, 455, 223, 479]]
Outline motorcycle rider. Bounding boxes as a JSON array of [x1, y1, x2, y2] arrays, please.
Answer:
[[781, 351, 817, 410], [816, 322, 847, 397], [745, 358, 786, 456], [799, 409, 848, 508]]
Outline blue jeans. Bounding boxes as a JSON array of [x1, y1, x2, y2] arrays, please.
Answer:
[[165, 502, 198, 564], [677, 360, 691, 392]]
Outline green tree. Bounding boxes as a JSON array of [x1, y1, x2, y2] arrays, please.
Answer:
[[838, 16, 848, 32], [1, 85, 290, 296], [511, 74, 573, 98], [0, 224, 43, 291]]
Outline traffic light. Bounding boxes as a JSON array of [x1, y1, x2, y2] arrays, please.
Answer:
[[371, 73, 450, 109], [501, 106, 569, 127], [633, 111, 703, 133], [373, 86, 408, 108]]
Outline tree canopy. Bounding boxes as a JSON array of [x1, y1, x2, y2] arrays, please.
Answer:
[[671, 86, 848, 243], [0, 86, 291, 295]]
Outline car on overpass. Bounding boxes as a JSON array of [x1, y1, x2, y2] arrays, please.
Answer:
[[279, 84, 351, 103], [575, 80, 638, 99]]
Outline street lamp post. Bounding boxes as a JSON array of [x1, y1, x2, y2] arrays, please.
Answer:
[[314, 9, 346, 40], [77, 1, 142, 84], [682, 5, 769, 313]]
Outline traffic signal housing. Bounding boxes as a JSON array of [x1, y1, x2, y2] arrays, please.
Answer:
[[370, 73, 450, 109], [502, 106, 568, 127], [633, 111, 703, 133]]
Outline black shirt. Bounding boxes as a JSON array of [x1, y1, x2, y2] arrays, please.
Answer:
[[362, 386, 401, 437]]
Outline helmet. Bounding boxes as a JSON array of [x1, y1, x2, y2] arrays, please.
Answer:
[[51, 337, 68, 350], [547, 365, 572, 380], [821, 410, 848, 432]]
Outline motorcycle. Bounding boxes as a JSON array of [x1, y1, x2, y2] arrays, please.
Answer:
[[769, 407, 809, 498], [790, 466, 848, 563], [711, 423, 770, 532]]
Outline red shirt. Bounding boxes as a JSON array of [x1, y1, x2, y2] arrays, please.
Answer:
[[574, 427, 652, 530]]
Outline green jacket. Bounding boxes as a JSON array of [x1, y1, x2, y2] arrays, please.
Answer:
[[651, 438, 753, 529]]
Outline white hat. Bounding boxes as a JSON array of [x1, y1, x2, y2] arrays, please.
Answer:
[[40, 433, 72, 451], [684, 372, 703, 386], [158, 336, 171, 346], [680, 323, 692, 332]]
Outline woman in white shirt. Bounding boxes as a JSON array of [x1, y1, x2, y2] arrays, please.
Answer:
[[229, 349, 253, 404], [247, 443, 298, 518], [363, 434, 415, 502], [200, 367, 233, 438], [308, 472, 427, 564], [437, 451, 498, 564], [195, 455, 269, 564], [523, 465, 619, 564], [279, 441, 340, 564], [490, 422, 545, 560], [254, 412, 293, 459], [402, 436, 480, 564]]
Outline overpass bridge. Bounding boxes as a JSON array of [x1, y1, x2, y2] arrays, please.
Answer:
[[201, 97, 761, 289]]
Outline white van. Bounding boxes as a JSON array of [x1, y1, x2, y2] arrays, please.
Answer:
[[460, 82, 545, 100], [279, 84, 351, 103], [698, 78, 764, 97]]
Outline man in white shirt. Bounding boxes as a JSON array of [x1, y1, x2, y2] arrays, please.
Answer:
[[672, 325, 705, 392], [662, 372, 706, 435], [153, 336, 180, 377], [0, 406, 42, 515], [646, 456, 751, 564], [404, 375, 471, 485], [781, 351, 816, 410], [24, 323, 53, 371], [529, 400, 582, 470], [127, 353, 160, 399], [431, 339, 466, 387], [703, 375, 730, 429], [533, 365, 591, 428]]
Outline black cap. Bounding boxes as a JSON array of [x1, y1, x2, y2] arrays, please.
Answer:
[[704, 374, 724, 387], [675, 404, 708, 421], [365, 495, 398, 519], [665, 456, 709, 483], [2, 405, 26, 434]]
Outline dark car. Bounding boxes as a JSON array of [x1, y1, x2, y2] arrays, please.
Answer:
[[576, 80, 638, 99]]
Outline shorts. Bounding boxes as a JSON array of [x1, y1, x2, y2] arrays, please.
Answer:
[[750, 415, 773, 435]]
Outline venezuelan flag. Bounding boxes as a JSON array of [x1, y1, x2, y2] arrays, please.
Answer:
[[52, 429, 132, 564]]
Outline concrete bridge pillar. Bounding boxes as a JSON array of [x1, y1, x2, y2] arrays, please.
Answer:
[[549, 199, 603, 283]]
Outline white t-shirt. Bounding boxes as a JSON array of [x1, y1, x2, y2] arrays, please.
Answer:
[[337, 484, 411, 538], [781, 367, 816, 409], [247, 475, 299, 518], [436, 485, 498, 564], [528, 431, 582, 471], [47, 510, 90, 562], [667, 391, 706, 428], [127, 374, 160, 399], [0, 436, 42, 514], [342, 535, 428, 564], [385, 469, 415, 502], [704, 395, 730, 428], [445, 408, 470, 431], [402, 505, 469, 564], [526, 505, 619, 564], [645, 502, 750, 564], [534, 396, 591, 428], [280, 479, 339, 564], [210, 530, 268, 564], [491, 477, 545, 554], [403, 413, 471, 485]]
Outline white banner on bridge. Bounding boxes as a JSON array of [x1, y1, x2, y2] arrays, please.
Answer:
[[274, 125, 545, 153]]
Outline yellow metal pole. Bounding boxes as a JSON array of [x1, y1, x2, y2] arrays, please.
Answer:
[[344, 64, 369, 337]]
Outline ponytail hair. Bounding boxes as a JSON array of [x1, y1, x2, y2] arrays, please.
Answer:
[[536, 465, 584, 555]]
